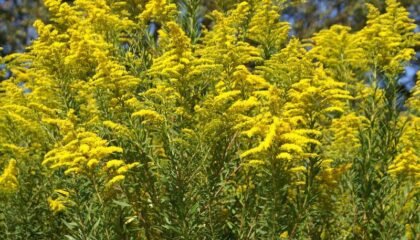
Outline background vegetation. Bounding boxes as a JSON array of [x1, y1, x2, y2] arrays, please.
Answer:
[[0, 0, 419, 239]]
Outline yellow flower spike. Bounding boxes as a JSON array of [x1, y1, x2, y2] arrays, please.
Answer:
[[132, 109, 164, 124], [290, 166, 306, 173], [87, 159, 99, 169], [242, 160, 266, 170], [280, 143, 304, 154], [28, 102, 58, 116], [214, 90, 241, 104], [0, 159, 18, 194], [64, 167, 81, 175], [240, 117, 280, 158], [106, 160, 125, 169], [106, 175, 125, 188], [79, 144, 90, 154], [228, 97, 259, 113], [116, 166, 129, 175], [48, 197, 66, 213], [388, 116, 419, 179], [139, 0, 177, 23], [103, 120, 130, 136], [248, 0, 290, 57], [90, 146, 123, 159], [127, 162, 141, 169], [279, 231, 289, 239], [47, 189, 73, 214], [276, 152, 293, 161], [117, 162, 140, 174]]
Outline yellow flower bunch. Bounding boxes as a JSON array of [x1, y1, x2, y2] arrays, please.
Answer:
[[257, 38, 314, 91], [47, 189, 73, 214], [284, 67, 352, 126], [132, 109, 165, 124], [139, 0, 177, 24], [0, 159, 18, 194], [324, 113, 368, 162], [248, 0, 290, 58], [199, 2, 261, 71], [358, 0, 418, 76], [41, 110, 138, 191], [388, 116, 420, 185], [148, 21, 193, 80]]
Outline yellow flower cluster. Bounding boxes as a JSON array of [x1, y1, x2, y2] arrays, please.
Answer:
[[42, 130, 123, 173], [388, 73, 420, 185], [132, 109, 165, 125], [359, 0, 418, 75], [41, 110, 138, 189], [103, 120, 131, 136], [248, 0, 290, 58], [388, 117, 420, 184], [148, 21, 193, 80], [0, 159, 18, 194], [139, 0, 177, 24], [47, 189, 73, 214], [310, 25, 367, 78], [325, 113, 368, 162]]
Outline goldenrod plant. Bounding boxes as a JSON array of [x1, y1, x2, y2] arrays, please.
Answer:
[[0, 0, 419, 239]]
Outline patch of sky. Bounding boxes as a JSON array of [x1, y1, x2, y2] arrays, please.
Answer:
[[400, 65, 419, 91]]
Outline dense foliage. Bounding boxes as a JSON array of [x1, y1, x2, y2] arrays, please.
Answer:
[[281, 0, 419, 38], [0, 0, 419, 239]]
